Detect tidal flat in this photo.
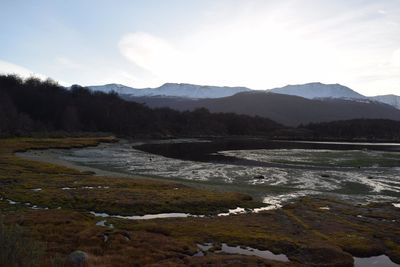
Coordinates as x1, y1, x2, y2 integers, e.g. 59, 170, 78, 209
25, 138, 400, 206
1, 137, 400, 267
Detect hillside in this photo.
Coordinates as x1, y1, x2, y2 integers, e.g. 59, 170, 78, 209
127, 92, 400, 126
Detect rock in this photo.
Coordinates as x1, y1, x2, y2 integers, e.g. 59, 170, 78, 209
67, 250, 88, 267
320, 174, 330, 178
253, 175, 265, 179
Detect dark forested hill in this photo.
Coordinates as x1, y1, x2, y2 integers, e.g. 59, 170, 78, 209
302, 119, 400, 141
0, 75, 282, 137
126, 92, 400, 126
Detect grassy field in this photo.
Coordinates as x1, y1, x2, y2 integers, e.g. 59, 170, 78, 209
1, 137, 400, 267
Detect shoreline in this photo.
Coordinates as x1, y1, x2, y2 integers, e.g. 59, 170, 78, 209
16, 149, 136, 178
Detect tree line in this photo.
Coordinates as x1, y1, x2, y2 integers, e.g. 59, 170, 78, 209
0, 75, 282, 137
302, 119, 400, 141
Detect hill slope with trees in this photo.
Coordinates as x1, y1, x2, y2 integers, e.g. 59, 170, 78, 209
0, 75, 282, 137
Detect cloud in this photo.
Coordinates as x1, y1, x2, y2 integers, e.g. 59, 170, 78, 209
118, 32, 183, 82
118, 4, 355, 88
0, 59, 47, 80
116, 1, 400, 94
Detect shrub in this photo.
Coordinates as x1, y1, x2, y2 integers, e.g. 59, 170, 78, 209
0, 217, 45, 267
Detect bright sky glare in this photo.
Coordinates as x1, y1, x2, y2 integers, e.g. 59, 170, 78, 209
0, 0, 399, 96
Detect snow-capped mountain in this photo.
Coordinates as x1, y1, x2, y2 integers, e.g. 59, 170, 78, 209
369, 95, 400, 110
268, 82, 366, 100
88, 83, 251, 99
88, 83, 140, 95
88, 82, 400, 110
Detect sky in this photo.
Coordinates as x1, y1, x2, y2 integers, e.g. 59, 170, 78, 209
0, 0, 400, 96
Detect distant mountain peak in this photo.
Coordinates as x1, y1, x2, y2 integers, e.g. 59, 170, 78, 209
161, 82, 195, 87
269, 82, 366, 100
370, 94, 400, 110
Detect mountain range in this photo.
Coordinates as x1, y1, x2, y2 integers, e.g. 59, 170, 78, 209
88, 82, 400, 126
89, 83, 250, 99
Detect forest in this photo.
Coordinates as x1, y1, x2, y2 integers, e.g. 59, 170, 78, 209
0, 75, 282, 137
303, 119, 400, 141
1, 74, 400, 141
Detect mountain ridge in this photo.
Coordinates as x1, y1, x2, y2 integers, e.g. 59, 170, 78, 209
88, 83, 251, 99
88, 82, 400, 110
268, 82, 366, 100
125, 91, 400, 126
369, 94, 400, 110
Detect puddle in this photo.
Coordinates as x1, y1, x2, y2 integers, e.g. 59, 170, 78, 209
82, 186, 109, 189
354, 255, 399, 267
218, 243, 289, 262
197, 243, 213, 251
194, 243, 213, 256
6, 199, 18, 205
96, 220, 114, 229
193, 251, 205, 256
194, 242, 289, 262
218, 207, 247, 216
217, 204, 282, 217
253, 205, 281, 212
1, 197, 49, 210
31, 205, 48, 210
61, 186, 109, 190
90, 211, 200, 220
319, 206, 330, 210
91, 203, 280, 221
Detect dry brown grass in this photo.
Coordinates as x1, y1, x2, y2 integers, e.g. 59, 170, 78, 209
1, 137, 399, 266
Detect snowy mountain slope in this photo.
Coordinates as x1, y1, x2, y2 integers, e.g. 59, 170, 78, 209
88, 83, 251, 99
88, 83, 143, 95
268, 82, 366, 100
369, 95, 400, 110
